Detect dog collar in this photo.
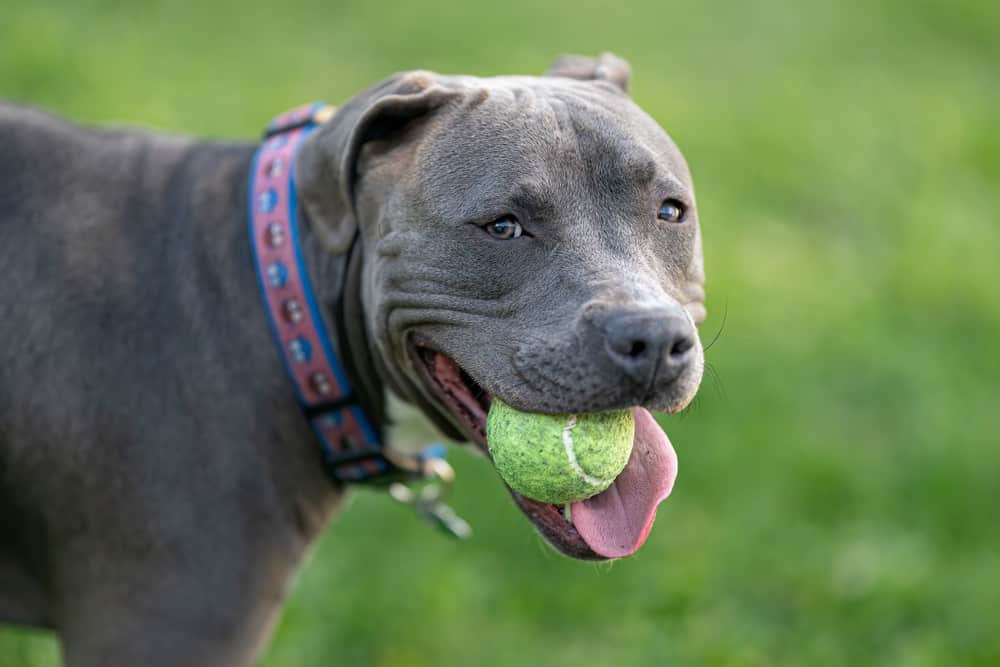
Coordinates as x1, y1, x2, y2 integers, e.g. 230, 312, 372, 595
248, 103, 408, 483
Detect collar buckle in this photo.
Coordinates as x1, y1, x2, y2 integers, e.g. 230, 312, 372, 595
388, 446, 472, 540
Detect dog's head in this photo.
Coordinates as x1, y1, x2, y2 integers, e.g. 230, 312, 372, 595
297, 53, 705, 560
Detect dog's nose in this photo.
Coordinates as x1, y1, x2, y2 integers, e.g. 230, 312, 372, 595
603, 306, 696, 385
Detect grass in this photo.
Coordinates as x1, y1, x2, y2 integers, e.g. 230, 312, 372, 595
2, 0, 999, 664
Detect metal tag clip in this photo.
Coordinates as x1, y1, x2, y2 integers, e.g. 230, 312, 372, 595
387, 447, 472, 540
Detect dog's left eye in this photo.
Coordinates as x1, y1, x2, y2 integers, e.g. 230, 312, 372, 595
483, 216, 523, 240
657, 199, 687, 223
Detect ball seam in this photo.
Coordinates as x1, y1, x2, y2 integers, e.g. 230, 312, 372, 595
562, 415, 613, 487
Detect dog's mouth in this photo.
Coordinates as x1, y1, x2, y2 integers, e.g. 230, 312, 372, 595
411, 343, 678, 560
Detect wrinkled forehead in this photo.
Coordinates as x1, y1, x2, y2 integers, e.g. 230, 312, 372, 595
415, 77, 692, 221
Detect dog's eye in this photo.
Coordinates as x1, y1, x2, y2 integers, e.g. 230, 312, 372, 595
483, 216, 523, 240
657, 199, 686, 223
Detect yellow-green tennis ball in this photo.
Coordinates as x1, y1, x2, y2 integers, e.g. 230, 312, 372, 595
486, 400, 635, 504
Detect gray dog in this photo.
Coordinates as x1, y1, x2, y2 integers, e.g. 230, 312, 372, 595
0, 53, 706, 666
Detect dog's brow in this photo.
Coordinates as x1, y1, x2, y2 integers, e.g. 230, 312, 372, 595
652, 171, 691, 200
627, 158, 658, 185
508, 182, 558, 219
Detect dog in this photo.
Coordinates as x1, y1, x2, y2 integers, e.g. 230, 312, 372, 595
0, 53, 706, 666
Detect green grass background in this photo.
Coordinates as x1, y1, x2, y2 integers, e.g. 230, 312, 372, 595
2, 0, 998, 665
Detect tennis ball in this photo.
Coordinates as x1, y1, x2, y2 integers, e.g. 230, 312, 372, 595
486, 399, 635, 504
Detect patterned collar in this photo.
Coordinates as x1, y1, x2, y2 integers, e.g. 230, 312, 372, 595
248, 103, 409, 483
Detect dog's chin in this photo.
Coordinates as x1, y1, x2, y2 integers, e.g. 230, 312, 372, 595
643, 358, 705, 415
409, 342, 608, 560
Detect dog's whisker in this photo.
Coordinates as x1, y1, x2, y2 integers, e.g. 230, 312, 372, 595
705, 362, 727, 401
703, 298, 728, 353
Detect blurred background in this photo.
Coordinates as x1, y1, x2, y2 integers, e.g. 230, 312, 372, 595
2, 0, 998, 665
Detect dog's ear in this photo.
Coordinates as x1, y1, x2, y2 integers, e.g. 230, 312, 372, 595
545, 52, 631, 93
295, 71, 461, 255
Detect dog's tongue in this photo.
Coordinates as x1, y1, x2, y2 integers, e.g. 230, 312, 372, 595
571, 408, 678, 559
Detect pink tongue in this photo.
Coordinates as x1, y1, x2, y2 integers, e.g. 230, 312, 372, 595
571, 408, 678, 559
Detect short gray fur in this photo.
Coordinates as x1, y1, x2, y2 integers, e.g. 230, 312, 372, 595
0, 53, 705, 666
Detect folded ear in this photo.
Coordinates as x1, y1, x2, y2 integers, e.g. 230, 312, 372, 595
295, 71, 462, 255
544, 52, 632, 93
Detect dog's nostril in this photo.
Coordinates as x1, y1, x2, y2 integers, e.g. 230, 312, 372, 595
627, 340, 647, 358
669, 335, 694, 359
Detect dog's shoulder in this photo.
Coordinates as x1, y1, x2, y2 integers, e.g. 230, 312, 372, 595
0, 101, 249, 230
0, 100, 78, 178
0, 99, 196, 170
0, 98, 71, 133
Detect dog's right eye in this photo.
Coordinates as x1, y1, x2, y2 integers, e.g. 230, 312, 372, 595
483, 216, 523, 240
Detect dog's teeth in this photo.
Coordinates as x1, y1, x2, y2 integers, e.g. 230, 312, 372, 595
563, 503, 573, 525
